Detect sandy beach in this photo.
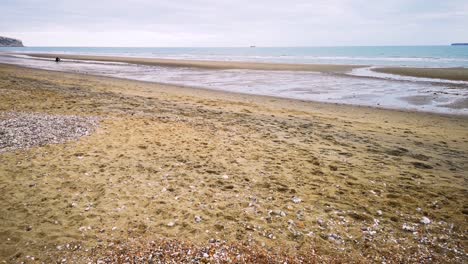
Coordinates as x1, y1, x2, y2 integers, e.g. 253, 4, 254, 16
0, 63, 467, 263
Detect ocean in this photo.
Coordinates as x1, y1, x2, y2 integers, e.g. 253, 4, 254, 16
0, 46, 467, 115
1, 46, 468, 68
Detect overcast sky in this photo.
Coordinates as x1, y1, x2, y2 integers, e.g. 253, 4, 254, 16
1, 0, 467, 47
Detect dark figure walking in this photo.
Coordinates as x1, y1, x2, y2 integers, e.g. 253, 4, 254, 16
55, 57, 61, 62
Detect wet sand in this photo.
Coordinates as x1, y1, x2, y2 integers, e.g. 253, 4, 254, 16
0, 64, 467, 263
25, 53, 468, 82
24, 53, 362, 72
373, 67, 468, 81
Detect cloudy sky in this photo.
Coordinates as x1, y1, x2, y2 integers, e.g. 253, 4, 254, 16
1, 0, 467, 46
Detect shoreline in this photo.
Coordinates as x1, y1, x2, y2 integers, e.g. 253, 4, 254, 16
372, 67, 468, 82
1, 64, 467, 262
19, 52, 468, 81
22, 53, 363, 72
2, 62, 466, 118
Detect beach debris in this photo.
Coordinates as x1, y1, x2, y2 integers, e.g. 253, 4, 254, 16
167, 221, 175, 227
0, 112, 99, 153
420, 217, 431, 225
291, 196, 302, 204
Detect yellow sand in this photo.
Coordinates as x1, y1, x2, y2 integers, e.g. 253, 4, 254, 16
0, 64, 467, 263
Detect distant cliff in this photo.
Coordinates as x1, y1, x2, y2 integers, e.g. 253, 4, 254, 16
0, 36, 24, 47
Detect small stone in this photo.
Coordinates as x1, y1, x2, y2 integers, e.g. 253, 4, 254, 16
420, 217, 431, 225
167, 221, 175, 227
377, 210, 383, 216
292, 196, 302, 204
195, 215, 202, 223
402, 223, 416, 232
328, 233, 342, 244
317, 218, 325, 226
269, 210, 286, 217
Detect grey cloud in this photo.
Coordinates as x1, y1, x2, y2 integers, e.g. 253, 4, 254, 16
1, 0, 467, 46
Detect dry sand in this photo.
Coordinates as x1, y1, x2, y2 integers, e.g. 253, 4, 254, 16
0, 64, 467, 263
373, 67, 468, 82
25, 53, 362, 73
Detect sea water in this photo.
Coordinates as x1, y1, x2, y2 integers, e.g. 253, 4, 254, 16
1, 46, 468, 68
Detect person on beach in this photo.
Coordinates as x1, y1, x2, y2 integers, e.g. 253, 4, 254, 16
55, 57, 61, 62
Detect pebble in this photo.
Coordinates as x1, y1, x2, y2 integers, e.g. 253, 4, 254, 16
317, 218, 325, 226
291, 196, 302, 204
0, 112, 99, 153
420, 217, 431, 225
402, 223, 416, 232
195, 216, 202, 223
167, 221, 175, 227
269, 210, 286, 217
328, 234, 343, 244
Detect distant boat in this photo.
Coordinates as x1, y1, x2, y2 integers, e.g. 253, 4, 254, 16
250, 45, 256, 48
451, 43, 468, 46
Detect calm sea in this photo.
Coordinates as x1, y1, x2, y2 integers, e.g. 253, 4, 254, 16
1, 46, 468, 68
